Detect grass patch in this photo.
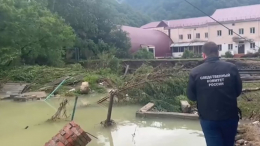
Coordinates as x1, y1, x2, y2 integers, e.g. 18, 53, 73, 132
238, 82, 260, 120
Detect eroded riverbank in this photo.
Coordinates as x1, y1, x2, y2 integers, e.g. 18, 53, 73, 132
0, 94, 205, 146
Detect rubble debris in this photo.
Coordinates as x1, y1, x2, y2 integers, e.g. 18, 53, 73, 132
50, 99, 69, 121
80, 82, 90, 94
45, 121, 91, 146
13, 92, 47, 102
235, 121, 260, 146
0, 83, 29, 100
180, 100, 191, 113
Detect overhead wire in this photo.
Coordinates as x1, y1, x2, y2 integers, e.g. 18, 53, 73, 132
182, 0, 260, 49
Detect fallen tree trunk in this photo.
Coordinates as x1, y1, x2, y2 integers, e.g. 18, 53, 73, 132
241, 76, 260, 81
242, 87, 260, 93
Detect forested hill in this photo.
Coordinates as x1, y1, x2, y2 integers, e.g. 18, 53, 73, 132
122, 0, 260, 21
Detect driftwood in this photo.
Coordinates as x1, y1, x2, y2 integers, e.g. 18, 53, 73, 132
242, 87, 260, 93
241, 76, 260, 81
50, 99, 69, 121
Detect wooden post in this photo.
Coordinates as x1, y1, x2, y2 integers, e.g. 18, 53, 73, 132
71, 96, 79, 121
123, 65, 129, 78
105, 94, 114, 126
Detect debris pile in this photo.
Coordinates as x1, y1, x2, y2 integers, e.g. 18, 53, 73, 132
45, 121, 91, 146
235, 121, 260, 146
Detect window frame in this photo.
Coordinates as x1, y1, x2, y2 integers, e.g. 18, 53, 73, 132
250, 27, 255, 34
250, 42, 255, 49
229, 29, 233, 35
205, 32, 208, 38
196, 33, 200, 39
217, 45, 222, 51
187, 34, 191, 39
239, 28, 244, 34
228, 44, 233, 50
217, 30, 222, 36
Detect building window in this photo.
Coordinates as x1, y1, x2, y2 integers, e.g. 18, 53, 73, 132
205, 33, 208, 38
229, 29, 233, 35
172, 47, 185, 53
188, 34, 191, 39
179, 35, 183, 40
217, 45, 222, 51
239, 28, 244, 34
250, 27, 255, 34
217, 30, 222, 36
196, 33, 200, 39
250, 42, 255, 49
228, 44, 233, 50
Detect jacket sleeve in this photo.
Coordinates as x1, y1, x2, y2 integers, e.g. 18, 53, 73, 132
187, 73, 197, 101
234, 67, 242, 97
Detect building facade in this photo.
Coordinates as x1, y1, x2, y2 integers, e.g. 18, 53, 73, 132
141, 4, 260, 58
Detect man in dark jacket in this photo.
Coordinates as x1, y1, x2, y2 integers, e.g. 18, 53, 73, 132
187, 42, 242, 146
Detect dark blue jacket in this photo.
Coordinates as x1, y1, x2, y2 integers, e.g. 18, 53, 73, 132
187, 57, 242, 120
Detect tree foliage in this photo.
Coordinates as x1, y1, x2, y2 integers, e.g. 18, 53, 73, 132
133, 49, 155, 59
44, 0, 141, 59
0, 0, 75, 66
123, 0, 260, 21
182, 49, 202, 59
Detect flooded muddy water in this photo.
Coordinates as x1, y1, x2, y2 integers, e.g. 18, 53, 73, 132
0, 93, 206, 146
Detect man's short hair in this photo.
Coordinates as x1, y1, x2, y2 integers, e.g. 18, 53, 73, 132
202, 42, 219, 57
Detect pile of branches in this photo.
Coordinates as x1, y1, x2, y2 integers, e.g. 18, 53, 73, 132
98, 64, 189, 108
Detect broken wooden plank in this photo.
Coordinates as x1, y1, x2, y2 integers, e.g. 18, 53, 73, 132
0, 83, 29, 100
136, 111, 199, 120
139, 102, 155, 113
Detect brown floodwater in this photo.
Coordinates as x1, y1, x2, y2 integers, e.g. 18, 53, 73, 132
0, 93, 206, 146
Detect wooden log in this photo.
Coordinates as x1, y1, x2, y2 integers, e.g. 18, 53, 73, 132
242, 87, 260, 93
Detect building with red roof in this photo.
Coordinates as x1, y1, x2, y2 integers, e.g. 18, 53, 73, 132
141, 4, 260, 58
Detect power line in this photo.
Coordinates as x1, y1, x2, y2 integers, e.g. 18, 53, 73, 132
183, 0, 259, 49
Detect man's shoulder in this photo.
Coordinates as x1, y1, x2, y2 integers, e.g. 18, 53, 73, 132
219, 60, 238, 69
190, 63, 205, 74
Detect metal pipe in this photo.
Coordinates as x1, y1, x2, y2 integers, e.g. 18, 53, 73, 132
71, 96, 79, 121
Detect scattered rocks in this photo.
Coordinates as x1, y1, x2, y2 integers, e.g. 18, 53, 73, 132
235, 121, 260, 146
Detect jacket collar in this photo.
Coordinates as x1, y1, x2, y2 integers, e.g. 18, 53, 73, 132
204, 57, 220, 62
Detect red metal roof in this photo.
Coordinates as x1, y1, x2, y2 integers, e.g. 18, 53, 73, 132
210, 4, 260, 23
166, 17, 210, 28
121, 26, 173, 57
141, 4, 260, 29
140, 21, 160, 29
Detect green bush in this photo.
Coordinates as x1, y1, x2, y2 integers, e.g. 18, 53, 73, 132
224, 51, 234, 58
133, 48, 154, 59
84, 74, 100, 85
182, 49, 202, 58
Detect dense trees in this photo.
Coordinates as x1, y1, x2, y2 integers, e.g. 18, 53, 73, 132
0, 0, 75, 66
0, 0, 151, 66
123, 0, 260, 21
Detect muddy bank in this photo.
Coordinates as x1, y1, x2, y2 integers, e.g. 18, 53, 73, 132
236, 121, 260, 146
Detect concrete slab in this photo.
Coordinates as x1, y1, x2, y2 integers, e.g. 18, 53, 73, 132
0, 83, 29, 100
136, 102, 199, 120
136, 111, 199, 120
